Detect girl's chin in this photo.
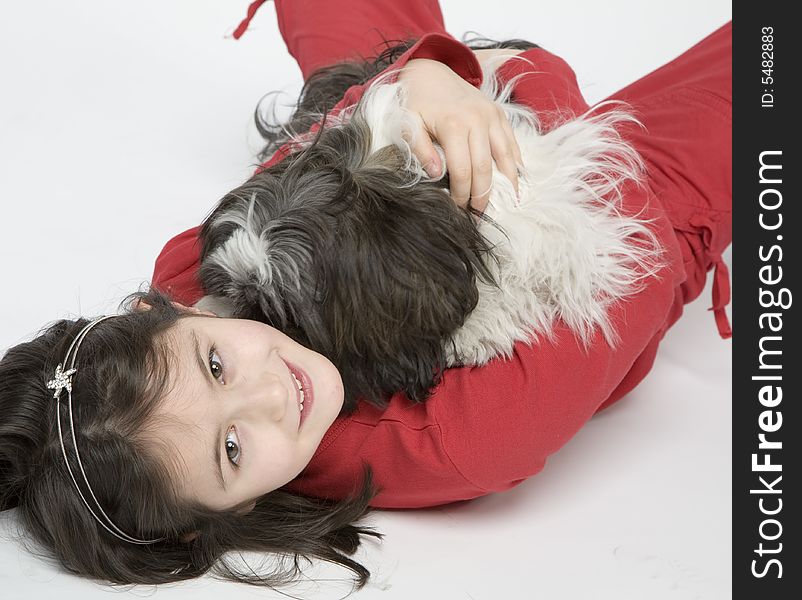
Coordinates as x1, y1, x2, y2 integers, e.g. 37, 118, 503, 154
322, 367, 345, 417
279, 330, 344, 413
311, 352, 343, 389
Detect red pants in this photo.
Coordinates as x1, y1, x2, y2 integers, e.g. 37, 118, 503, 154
608, 22, 732, 339
594, 22, 732, 411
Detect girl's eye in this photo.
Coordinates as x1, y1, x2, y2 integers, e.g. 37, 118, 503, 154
225, 427, 242, 467
208, 347, 224, 383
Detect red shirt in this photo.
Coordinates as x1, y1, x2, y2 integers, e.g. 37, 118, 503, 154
152, 0, 692, 508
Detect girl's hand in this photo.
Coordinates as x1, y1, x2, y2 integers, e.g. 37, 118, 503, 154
397, 58, 523, 213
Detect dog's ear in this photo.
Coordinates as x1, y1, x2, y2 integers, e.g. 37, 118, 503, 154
314, 141, 490, 405
196, 168, 332, 338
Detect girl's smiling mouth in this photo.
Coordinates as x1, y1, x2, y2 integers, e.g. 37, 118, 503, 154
284, 359, 313, 429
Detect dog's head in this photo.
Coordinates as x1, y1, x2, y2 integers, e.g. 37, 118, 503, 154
199, 110, 494, 411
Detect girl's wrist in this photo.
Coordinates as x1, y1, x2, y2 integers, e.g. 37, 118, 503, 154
471, 48, 525, 68
398, 58, 452, 83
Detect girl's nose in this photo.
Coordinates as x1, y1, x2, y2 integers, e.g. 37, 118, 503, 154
247, 372, 290, 422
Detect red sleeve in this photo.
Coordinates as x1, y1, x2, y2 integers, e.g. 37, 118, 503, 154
151, 225, 204, 306
273, 0, 450, 79
282, 413, 488, 508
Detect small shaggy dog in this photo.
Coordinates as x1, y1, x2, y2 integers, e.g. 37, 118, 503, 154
195, 45, 668, 413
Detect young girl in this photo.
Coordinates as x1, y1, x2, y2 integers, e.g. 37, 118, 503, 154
0, 0, 731, 593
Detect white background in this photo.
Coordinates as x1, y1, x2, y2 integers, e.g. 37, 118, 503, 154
0, 1, 732, 598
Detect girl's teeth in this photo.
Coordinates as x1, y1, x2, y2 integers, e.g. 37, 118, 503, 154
291, 371, 305, 407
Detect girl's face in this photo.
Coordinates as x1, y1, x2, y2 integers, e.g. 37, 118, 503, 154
152, 306, 344, 513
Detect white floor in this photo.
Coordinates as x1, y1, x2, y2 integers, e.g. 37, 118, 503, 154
0, 1, 732, 598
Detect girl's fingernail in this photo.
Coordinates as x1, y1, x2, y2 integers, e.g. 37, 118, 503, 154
425, 160, 439, 177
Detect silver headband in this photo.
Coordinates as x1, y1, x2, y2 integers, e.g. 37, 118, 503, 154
46, 315, 165, 545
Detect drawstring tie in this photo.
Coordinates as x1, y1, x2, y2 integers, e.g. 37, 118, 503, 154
232, 0, 270, 39
688, 213, 732, 339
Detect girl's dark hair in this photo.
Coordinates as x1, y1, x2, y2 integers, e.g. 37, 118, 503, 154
0, 285, 382, 592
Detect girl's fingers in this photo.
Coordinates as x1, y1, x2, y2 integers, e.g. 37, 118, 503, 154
498, 109, 524, 170
439, 122, 474, 208
404, 114, 442, 178
466, 125, 494, 213
489, 121, 520, 197
403, 108, 523, 214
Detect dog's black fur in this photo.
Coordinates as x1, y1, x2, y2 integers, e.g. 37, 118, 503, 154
199, 36, 540, 414
199, 116, 495, 413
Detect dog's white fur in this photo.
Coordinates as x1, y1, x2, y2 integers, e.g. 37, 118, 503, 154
197, 54, 668, 364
